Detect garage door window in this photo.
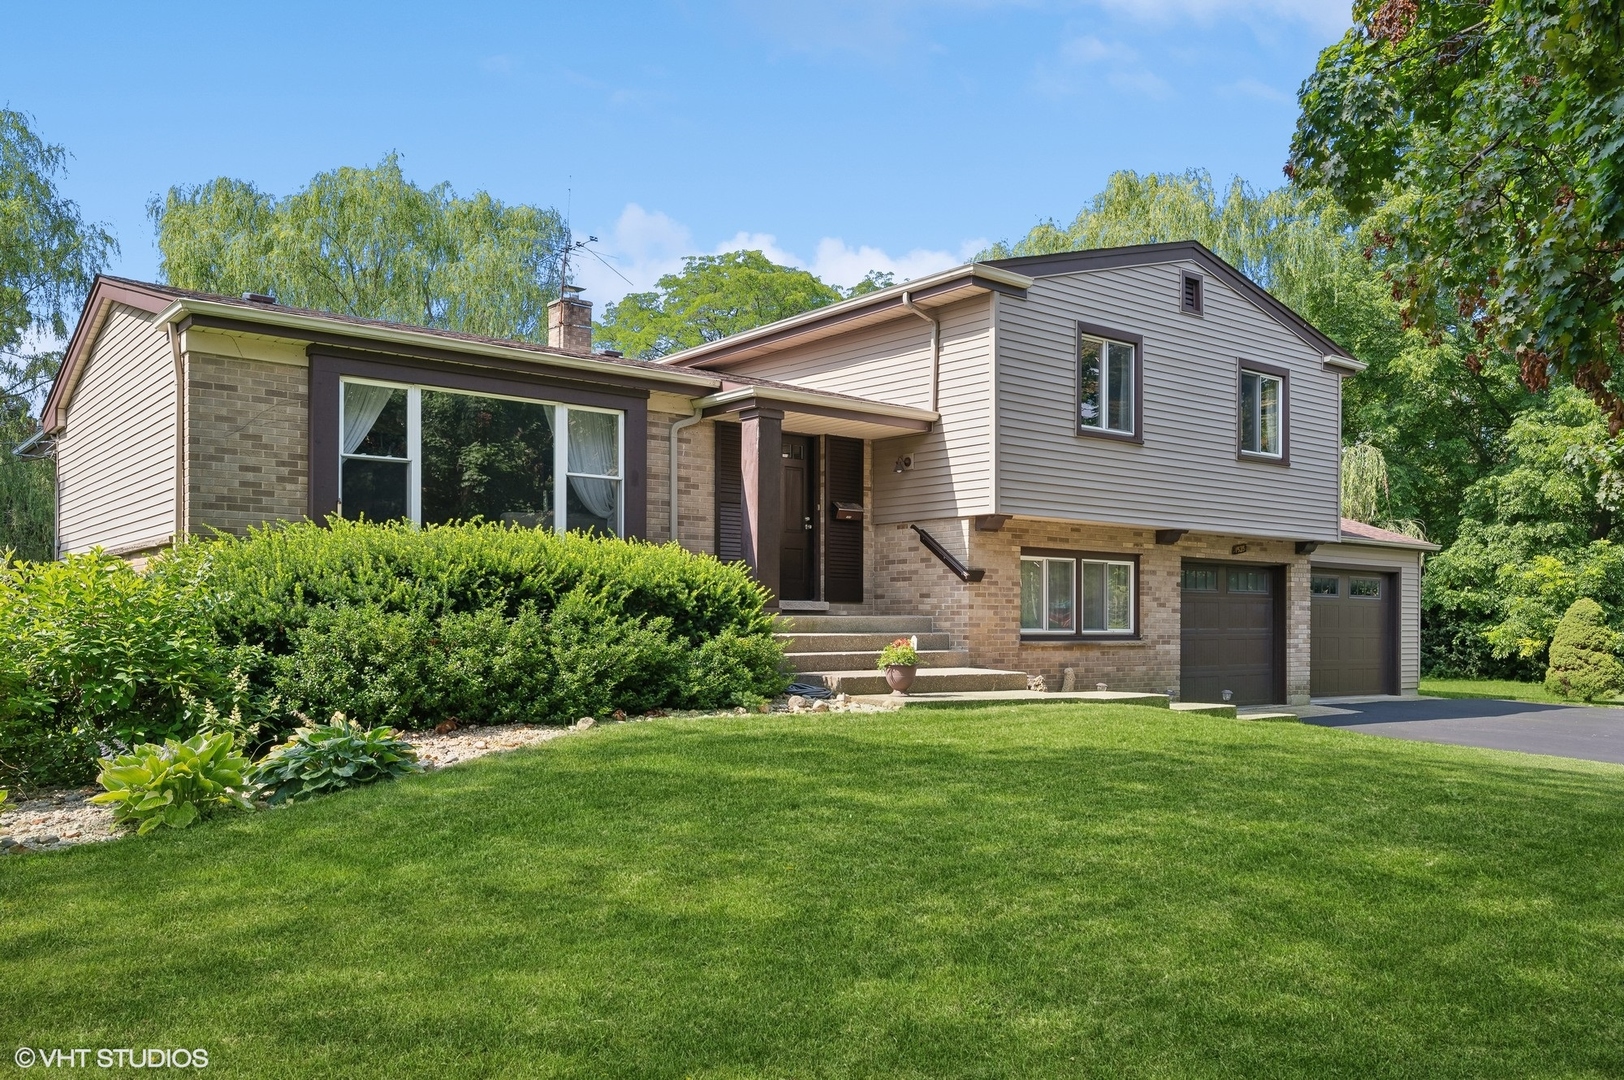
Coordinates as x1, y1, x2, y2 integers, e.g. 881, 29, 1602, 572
1350, 577, 1382, 598
1228, 568, 1272, 593
1022, 552, 1136, 636
1311, 574, 1339, 596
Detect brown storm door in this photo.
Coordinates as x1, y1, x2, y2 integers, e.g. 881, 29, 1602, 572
779, 435, 816, 600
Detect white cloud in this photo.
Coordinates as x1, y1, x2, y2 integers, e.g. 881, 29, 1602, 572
574, 204, 983, 309
1089, 0, 1353, 35
1032, 33, 1166, 100
1107, 68, 1174, 99
1225, 75, 1294, 103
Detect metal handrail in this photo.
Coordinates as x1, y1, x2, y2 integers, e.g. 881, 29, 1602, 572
910, 524, 985, 583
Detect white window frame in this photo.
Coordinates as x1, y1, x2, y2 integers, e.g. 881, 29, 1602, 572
338, 377, 625, 535
1021, 553, 1137, 637
1238, 366, 1285, 459
1077, 325, 1140, 439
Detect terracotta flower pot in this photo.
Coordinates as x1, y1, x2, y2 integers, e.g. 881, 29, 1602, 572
885, 664, 918, 694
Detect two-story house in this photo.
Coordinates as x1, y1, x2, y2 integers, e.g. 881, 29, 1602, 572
37, 242, 1431, 707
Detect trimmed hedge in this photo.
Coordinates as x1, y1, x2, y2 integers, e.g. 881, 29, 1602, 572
2, 520, 789, 789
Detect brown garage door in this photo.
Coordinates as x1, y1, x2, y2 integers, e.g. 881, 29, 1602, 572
1311, 570, 1394, 696
1180, 562, 1283, 706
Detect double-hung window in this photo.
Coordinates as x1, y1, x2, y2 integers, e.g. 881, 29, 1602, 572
1238, 364, 1286, 459
1077, 323, 1140, 439
339, 378, 624, 535
1021, 551, 1136, 637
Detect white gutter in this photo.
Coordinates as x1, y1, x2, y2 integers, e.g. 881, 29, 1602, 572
668, 408, 703, 542
693, 385, 939, 424
153, 299, 723, 392
167, 322, 188, 546
899, 290, 941, 413
1323, 354, 1366, 374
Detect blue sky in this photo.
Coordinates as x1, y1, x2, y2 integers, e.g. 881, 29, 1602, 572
4, 1, 1352, 307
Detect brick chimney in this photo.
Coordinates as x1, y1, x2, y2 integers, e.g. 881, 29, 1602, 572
547, 285, 593, 354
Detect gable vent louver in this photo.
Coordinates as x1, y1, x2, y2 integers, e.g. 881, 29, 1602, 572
1181, 272, 1203, 315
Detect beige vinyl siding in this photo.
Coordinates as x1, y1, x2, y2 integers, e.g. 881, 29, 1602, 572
721, 296, 994, 523
995, 261, 1343, 541
1311, 543, 1425, 692
55, 304, 177, 555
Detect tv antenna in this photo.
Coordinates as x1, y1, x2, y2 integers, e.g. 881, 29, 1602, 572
557, 185, 633, 292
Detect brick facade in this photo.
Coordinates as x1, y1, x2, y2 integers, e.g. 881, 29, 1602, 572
868, 513, 1313, 705
186, 353, 308, 535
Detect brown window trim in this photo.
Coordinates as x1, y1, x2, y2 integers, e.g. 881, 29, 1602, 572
1180, 270, 1204, 316
1235, 358, 1291, 467
308, 349, 649, 538
1018, 547, 1142, 641
1075, 321, 1145, 445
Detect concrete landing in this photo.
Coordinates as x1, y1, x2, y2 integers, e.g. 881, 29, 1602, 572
1237, 710, 1301, 722
1171, 702, 1239, 718
849, 690, 1172, 708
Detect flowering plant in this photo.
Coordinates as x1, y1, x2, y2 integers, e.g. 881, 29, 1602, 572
875, 637, 919, 670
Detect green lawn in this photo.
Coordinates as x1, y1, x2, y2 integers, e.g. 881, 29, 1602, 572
4, 705, 1624, 1078
1419, 676, 1624, 706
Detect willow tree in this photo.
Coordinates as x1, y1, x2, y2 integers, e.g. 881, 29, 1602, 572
149, 154, 568, 342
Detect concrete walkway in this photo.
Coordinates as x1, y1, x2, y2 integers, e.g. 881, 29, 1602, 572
1303, 695, 1624, 765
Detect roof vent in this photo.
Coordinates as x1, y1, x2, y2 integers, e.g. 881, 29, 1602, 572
241, 291, 277, 305
1179, 272, 1202, 315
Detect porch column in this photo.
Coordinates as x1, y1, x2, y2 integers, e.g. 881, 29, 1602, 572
739, 406, 784, 603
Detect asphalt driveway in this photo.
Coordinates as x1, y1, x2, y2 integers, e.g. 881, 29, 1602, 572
1304, 696, 1624, 765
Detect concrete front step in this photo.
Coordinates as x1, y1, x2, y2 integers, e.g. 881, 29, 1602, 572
773, 614, 937, 635
851, 689, 1172, 708
1170, 701, 1239, 718
775, 631, 955, 653
1237, 710, 1300, 723
784, 649, 970, 672
802, 667, 1029, 695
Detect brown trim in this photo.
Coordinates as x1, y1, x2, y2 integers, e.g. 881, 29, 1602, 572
173, 317, 684, 397
44, 278, 175, 431
700, 393, 932, 432
1018, 548, 1142, 641
1235, 358, 1291, 467
666, 271, 1026, 369
1180, 270, 1204, 316
1075, 321, 1145, 445
985, 241, 1355, 362
307, 351, 650, 539
739, 407, 784, 604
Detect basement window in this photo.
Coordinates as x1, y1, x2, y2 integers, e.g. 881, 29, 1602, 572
1021, 551, 1137, 637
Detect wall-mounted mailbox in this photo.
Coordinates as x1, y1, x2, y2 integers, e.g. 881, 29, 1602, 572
832, 501, 865, 522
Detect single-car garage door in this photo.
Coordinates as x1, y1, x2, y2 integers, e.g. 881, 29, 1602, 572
1180, 561, 1283, 706
1310, 570, 1395, 696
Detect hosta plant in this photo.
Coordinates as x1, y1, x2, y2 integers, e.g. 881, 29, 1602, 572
248, 714, 422, 806
90, 732, 253, 835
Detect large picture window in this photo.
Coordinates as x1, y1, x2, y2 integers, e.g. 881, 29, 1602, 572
1021, 551, 1136, 637
1238, 364, 1286, 459
339, 378, 623, 535
1077, 322, 1141, 440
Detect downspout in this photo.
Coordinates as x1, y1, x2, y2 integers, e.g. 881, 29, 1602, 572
167, 321, 187, 547
899, 291, 941, 412
668, 407, 704, 544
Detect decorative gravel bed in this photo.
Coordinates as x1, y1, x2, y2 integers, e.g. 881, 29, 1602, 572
1, 695, 894, 856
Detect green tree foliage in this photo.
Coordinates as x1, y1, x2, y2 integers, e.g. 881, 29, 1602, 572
1544, 597, 1624, 701
0, 110, 115, 558
1423, 388, 1624, 677
150, 154, 567, 341
594, 250, 843, 359
1288, 0, 1624, 430
983, 169, 1524, 543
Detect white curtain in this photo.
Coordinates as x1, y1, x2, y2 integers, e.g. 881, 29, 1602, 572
565, 409, 619, 521
342, 383, 397, 455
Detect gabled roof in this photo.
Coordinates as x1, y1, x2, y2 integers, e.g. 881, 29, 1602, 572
42, 276, 724, 432
983, 241, 1357, 364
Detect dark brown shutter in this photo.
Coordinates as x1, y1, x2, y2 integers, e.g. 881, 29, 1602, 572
714, 422, 743, 562
825, 436, 864, 603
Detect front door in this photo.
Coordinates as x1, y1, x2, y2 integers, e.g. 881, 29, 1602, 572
779, 435, 816, 600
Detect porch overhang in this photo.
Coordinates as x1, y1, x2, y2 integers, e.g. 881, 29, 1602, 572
696, 385, 937, 439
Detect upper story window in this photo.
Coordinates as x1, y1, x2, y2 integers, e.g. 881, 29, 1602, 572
340, 378, 623, 535
1237, 362, 1288, 462
1077, 322, 1142, 441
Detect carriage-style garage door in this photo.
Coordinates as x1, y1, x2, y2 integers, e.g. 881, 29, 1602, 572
1180, 561, 1283, 706
1310, 570, 1395, 697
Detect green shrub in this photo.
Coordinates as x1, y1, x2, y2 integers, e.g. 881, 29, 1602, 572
875, 637, 919, 669
684, 629, 791, 709
0, 552, 226, 789
247, 716, 422, 806
89, 731, 252, 835
1543, 598, 1624, 701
